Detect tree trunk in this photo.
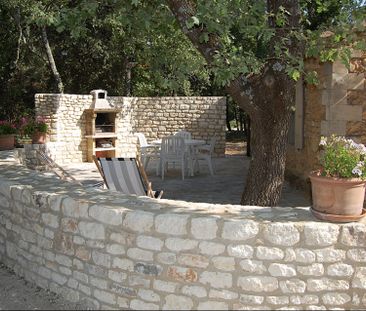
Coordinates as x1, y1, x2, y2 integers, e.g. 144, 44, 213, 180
41, 26, 64, 93
227, 61, 295, 205
168, 0, 301, 206
246, 117, 251, 157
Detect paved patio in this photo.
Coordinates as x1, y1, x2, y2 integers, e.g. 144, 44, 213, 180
65, 155, 311, 207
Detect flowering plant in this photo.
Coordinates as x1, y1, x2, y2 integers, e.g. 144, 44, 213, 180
0, 120, 17, 135
18, 116, 48, 136
318, 135, 366, 179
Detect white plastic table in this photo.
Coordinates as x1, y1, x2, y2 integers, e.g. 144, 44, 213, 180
152, 138, 206, 177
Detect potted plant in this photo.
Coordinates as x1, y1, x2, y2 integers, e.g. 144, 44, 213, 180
0, 120, 17, 150
309, 135, 366, 222
19, 116, 49, 144
31, 116, 49, 144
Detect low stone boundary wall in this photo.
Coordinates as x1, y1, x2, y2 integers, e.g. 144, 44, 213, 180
0, 155, 365, 310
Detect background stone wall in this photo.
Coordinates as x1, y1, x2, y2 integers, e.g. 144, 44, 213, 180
34, 95, 226, 164
0, 158, 366, 310
286, 52, 366, 188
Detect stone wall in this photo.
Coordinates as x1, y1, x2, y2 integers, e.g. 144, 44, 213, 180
286, 52, 366, 188
35, 95, 226, 164
1, 153, 366, 310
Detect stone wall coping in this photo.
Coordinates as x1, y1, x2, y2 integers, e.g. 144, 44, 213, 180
35, 93, 225, 100
1, 151, 365, 226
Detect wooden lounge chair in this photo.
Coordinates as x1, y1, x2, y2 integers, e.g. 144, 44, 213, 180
36, 149, 104, 187
93, 156, 163, 199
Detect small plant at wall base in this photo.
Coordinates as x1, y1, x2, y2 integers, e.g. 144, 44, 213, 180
309, 135, 366, 222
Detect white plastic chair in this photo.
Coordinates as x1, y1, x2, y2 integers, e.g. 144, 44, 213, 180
193, 136, 216, 176
174, 130, 191, 140
159, 136, 187, 180
135, 133, 159, 171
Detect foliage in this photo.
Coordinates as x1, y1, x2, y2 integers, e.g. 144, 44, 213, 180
318, 135, 366, 179
18, 116, 48, 136
0, 120, 17, 135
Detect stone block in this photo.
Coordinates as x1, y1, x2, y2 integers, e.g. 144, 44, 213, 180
191, 217, 218, 240
268, 263, 296, 277
304, 223, 339, 246
209, 289, 238, 300
155, 214, 189, 236
256, 246, 284, 260
197, 301, 228, 310
315, 248, 345, 262
89, 205, 122, 226
352, 267, 366, 289
167, 266, 197, 282
92, 250, 111, 268
123, 211, 154, 233
200, 271, 232, 289
136, 236, 163, 251
227, 244, 253, 258
222, 220, 258, 241
240, 259, 266, 274
153, 280, 177, 293
93, 289, 116, 305
341, 224, 366, 247
137, 289, 160, 302
182, 285, 207, 298
307, 278, 349, 291
239, 294, 265, 304
347, 121, 365, 136
177, 253, 209, 268
327, 263, 354, 277
41, 213, 59, 229
294, 248, 316, 263
156, 252, 176, 265
321, 120, 347, 136
165, 238, 198, 252
163, 295, 193, 310
106, 244, 125, 255
134, 262, 163, 276
238, 276, 278, 292
263, 223, 300, 246
211, 256, 236, 271
78, 222, 105, 240
127, 248, 153, 262
297, 263, 324, 276
199, 241, 225, 256
279, 279, 306, 293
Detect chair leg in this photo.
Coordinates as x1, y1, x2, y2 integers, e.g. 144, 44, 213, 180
161, 160, 165, 180
144, 157, 150, 170
207, 156, 214, 175
181, 159, 185, 180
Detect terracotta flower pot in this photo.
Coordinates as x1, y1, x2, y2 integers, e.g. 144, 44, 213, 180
32, 132, 47, 144
0, 134, 15, 150
309, 171, 366, 217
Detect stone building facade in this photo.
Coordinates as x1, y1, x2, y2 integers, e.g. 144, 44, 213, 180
35, 95, 226, 164
286, 52, 366, 188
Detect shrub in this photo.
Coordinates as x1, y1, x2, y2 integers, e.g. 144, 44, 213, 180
0, 120, 17, 135
318, 135, 366, 179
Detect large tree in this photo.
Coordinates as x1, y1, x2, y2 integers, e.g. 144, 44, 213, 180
165, 0, 365, 205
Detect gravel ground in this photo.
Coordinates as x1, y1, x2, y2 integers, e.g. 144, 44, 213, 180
0, 263, 82, 310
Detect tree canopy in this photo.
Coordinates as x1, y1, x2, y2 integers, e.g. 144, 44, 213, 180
0, 0, 365, 205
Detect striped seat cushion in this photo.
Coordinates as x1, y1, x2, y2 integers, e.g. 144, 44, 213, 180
98, 158, 146, 196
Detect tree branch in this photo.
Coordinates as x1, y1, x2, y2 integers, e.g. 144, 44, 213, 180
41, 26, 64, 93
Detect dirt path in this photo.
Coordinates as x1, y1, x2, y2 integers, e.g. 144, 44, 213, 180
0, 263, 80, 310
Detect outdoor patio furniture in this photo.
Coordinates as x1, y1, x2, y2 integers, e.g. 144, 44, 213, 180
174, 130, 191, 140
135, 132, 160, 171
93, 156, 163, 198
159, 136, 188, 180
193, 136, 216, 175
